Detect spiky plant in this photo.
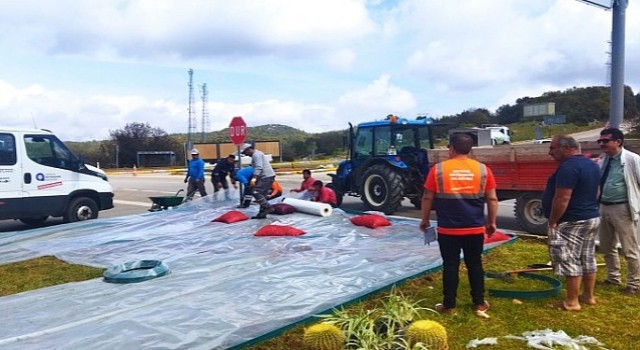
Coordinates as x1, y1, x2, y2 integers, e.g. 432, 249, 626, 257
405, 320, 448, 350
303, 322, 346, 350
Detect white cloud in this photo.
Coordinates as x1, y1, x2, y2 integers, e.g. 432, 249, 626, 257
0, 0, 639, 142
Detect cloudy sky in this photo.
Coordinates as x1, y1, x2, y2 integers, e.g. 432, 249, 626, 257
1, 0, 638, 141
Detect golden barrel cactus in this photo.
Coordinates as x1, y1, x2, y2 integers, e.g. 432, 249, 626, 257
405, 320, 448, 350
302, 323, 345, 350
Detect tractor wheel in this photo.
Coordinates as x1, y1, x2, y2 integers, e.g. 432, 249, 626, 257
64, 197, 99, 223
361, 164, 404, 214
326, 183, 343, 207
514, 193, 547, 235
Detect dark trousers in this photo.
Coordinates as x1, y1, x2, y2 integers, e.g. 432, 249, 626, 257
252, 176, 275, 209
186, 180, 207, 200
438, 233, 485, 308
212, 174, 229, 192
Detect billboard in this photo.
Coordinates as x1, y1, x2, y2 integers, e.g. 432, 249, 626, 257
523, 102, 556, 117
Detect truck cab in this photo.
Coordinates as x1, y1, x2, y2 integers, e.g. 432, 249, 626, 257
0, 128, 114, 226
480, 124, 511, 145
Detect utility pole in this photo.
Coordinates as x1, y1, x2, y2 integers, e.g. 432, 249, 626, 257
187, 69, 197, 156
609, 0, 627, 129
577, 0, 627, 129
201, 83, 209, 143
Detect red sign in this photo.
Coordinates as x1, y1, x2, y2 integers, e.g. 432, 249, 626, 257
228, 116, 247, 145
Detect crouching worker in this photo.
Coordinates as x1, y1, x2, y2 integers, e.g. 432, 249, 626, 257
310, 180, 338, 207
235, 166, 255, 209
211, 154, 238, 200
267, 180, 283, 200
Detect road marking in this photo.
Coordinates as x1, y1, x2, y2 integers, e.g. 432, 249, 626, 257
114, 199, 153, 208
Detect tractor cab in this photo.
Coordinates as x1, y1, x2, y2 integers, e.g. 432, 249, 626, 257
329, 116, 444, 214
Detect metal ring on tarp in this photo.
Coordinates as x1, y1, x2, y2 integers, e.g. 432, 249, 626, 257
488, 272, 562, 299
103, 260, 170, 284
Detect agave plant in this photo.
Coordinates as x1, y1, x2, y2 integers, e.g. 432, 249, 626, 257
315, 287, 437, 349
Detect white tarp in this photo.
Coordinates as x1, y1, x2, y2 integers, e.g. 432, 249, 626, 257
0, 198, 513, 349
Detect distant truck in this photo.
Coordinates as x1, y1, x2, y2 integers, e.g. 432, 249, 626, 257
0, 128, 114, 226
479, 124, 511, 145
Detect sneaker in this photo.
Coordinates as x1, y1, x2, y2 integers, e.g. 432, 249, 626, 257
474, 301, 490, 319
434, 303, 457, 314
622, 286, 639, 296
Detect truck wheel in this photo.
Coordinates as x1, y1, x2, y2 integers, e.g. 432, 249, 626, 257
326, 183, 343, 207
64, 197, 99, 223
361, 164, 404, 214
514, 193, 547, 235
410, 197, 422, 209
19, 216, 48, 226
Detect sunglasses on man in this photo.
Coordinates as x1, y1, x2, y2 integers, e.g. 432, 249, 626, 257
597, 138, 618, 144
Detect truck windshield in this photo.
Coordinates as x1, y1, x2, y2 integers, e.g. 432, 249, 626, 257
25, 135, 78, 170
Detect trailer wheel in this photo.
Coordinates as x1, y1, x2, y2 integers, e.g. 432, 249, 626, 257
514, 193, 547, 235
326, 183, 343, 207
19, 216, 48, 226
361, 164, 404, 214
64, 197, 99, 223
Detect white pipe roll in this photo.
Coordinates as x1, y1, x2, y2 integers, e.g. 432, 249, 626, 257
281, 197, 333, 217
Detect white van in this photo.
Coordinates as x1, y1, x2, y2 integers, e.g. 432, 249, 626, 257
0, 128, 114, 226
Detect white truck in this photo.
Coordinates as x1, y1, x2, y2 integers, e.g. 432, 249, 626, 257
480, 124, 512, 145
0, 128, 114, 226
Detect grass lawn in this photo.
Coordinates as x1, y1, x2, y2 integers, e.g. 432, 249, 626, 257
245, 237, 640, 350
1, 238, 638, 349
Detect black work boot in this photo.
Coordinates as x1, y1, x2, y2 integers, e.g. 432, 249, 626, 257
252, 205, 274, 219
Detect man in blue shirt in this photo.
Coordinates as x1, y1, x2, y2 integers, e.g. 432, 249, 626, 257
184, 149, 207, 200
542, 135, 600, 311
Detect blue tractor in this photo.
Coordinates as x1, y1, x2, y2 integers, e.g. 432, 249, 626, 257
328, 116, 444, 214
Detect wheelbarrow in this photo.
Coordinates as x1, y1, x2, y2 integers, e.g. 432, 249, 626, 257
148, 189, 185, 212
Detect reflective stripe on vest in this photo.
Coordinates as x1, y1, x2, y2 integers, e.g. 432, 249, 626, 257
434, 160, 487, 199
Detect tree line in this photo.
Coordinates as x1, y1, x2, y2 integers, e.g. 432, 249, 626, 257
67, 85, 640, 168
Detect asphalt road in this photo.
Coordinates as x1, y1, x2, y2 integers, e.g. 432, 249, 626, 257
0, 171, 524, 234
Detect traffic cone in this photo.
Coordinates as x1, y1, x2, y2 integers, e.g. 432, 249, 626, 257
133, 165, 137, 176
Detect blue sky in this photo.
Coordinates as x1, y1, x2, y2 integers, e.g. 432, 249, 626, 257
1, 0, 638, 141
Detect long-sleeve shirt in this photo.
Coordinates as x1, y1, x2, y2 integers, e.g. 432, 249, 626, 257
251, 149, 275, 178
235, 166, 254, 185
186, 158, 205, 181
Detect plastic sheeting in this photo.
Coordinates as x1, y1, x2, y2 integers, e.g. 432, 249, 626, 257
0, 198, 514, 350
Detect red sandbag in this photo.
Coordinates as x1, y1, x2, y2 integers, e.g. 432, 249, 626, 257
211, 210, 249, 224
271, 203, 296, 215
484, 230, 511, 243
350, 214, 392, 229
255, 224, 305, 237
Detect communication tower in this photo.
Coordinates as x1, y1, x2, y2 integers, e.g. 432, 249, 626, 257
187, 69, 197, 153
200, 83, 209, 143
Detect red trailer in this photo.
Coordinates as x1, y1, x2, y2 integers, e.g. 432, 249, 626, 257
428, 140, 640, 234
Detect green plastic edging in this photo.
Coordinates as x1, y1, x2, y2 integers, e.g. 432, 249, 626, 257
103, 260, 170, 284
488, 272, 562, 299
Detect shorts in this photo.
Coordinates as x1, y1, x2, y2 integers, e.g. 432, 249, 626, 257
548, 217, 600, 277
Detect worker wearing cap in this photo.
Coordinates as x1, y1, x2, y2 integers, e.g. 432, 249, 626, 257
211, 154, 238, 200
184, 148, 207, 200
240, 143, 276, 219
